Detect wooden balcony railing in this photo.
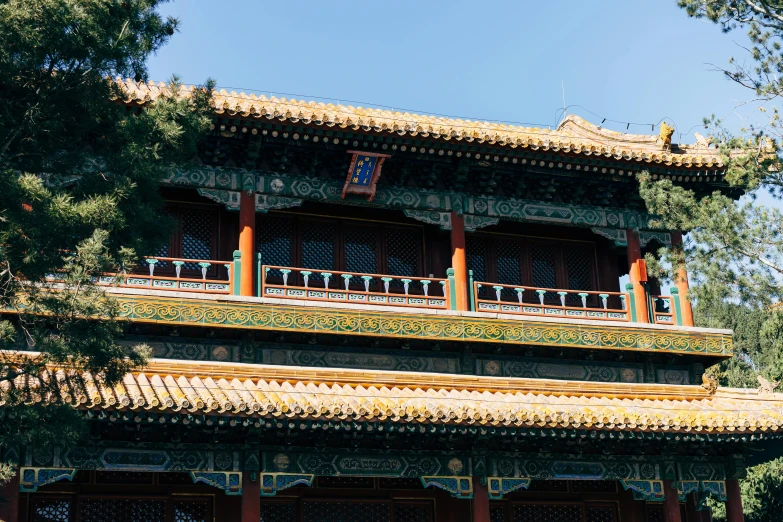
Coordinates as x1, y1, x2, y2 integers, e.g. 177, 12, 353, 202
260, 265, 449, 309
98, 256, 233, 294
651, 295, 675, 325
472, 280, 630, 322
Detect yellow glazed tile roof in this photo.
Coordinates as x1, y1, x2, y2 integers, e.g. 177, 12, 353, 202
116, 79, 726, 169
5, 357, 783, 434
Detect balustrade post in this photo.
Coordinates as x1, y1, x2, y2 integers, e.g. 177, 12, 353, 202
468, 270, 476, 312
662, 480, 682, 522
472, 477, 490, 522
671, 231, 694, 326
239, 188, 256, 297
725, 479, 744, 522
232, 251, 242, 295
256, 253, 262, 297
626, 229, 650, 323
0, 468, 19, 522
450, 211, 468, 311
670, 287, 683, 326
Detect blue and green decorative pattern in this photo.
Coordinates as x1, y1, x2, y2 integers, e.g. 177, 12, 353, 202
190, 471, 242, 495
488, 477, 531, 499
621, 480, 665, 502
164, 167, 654, 232
421, 476, 473, 499
114, 294, 733, 356
260, 473, 314, 496
19, 468, 77, 492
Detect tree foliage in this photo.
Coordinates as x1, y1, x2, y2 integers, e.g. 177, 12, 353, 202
644, 2, 783, 520
0, 0, 213, 487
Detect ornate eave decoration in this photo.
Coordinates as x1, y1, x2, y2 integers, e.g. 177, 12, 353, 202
19, 467, 77, 493
190, 471, 242, 495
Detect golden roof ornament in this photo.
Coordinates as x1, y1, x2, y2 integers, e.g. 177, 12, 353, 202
758, 375, 779, 396
701, 373, 718, 394
657, 122, 675, 151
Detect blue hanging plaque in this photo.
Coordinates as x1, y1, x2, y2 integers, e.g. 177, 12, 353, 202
341, 151, 390, 201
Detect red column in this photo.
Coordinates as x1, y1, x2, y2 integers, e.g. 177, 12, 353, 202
670, 231, 694, 326
471, 477, 490, 522
662, 480, 682, 522
0, 470, 19, 522
626, 229, 650, 323
619, 484, 645, 522
241, 472, 260, 522
451, 212, 468, 311
239, 190, 256, 297
726, 480, 744, 522
686, 492, 706, 522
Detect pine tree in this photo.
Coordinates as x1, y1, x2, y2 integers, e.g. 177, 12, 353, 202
0, 0, 213, 488
644, 3, 783, 520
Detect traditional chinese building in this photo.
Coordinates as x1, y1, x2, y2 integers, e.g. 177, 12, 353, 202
2, 81, 780, 522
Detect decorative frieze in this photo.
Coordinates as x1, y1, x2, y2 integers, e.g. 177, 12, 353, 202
165, 167, 654, 232
115, 294, 734, 356
197, 188, 303, 213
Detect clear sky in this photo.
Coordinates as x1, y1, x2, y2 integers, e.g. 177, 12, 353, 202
148, 0, 761, 143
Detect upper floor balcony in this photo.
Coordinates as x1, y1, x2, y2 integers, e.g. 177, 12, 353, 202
95, 191, 732, 361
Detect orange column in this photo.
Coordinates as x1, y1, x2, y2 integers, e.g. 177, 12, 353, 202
626, 229, 650, 323
451, 211, 468, 311
241, 473, 260, 522
671, 231, 694, 327
239, 190, 256, 297
471, 477, 490, 522
662, 480, 682, 522
726, 480, 744, 522
0, 470, 19, 522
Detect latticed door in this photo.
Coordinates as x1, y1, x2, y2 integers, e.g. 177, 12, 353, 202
31, 497, 72, 522
262, 499, 433, 522
257, 215, 294, 280
489, 502, 617, 522
303, 501, 390, 522
30, 495, 212, 522
79, 498, 166, 522
256, 213, 424, 288
511, 503, 582, 522
466, 233, 600, 303
153, 203, 220, 277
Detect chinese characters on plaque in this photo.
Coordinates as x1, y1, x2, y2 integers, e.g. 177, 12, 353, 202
341, 151, 390, 201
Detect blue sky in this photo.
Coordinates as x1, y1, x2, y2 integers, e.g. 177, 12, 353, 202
148, 0, 760, 143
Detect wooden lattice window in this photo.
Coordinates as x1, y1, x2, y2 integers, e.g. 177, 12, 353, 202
79, 498, 166, 522
31, 495, 212, 522
511, 503, 582, 522
585, 504, 617, 522
261, 500, 433, 522
465, 233, 599, 301
393, 502, 432, 522
491, 502, 616, 522
490, 504, 507, 522
303, 501, 390, 522
31, 497, 71, 522
256, 213, 424, 287
260, 502, 297, 522
154, 203, 220, 277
